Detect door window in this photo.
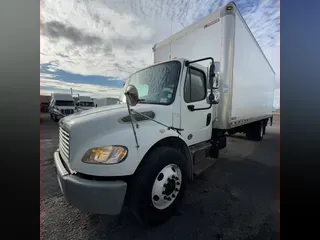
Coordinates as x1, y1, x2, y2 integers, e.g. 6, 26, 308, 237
184, 68, 207, 103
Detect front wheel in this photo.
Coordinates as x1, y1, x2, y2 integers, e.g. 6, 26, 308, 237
129, 147, 187, 226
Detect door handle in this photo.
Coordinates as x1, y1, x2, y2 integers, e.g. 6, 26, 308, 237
187, 105, 195, 111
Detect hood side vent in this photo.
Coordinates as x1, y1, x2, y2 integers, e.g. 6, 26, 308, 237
121, 111, 155, 123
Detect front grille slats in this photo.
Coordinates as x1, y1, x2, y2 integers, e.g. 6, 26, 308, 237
60, 109, 74, 115
59, 127, 70, 162
59, 137, 69, 149
59, 129, 69, 141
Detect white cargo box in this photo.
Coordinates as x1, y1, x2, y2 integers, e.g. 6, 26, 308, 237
94, 98, 119, 107
153, 2, 275, 130
78, 96, 93, 102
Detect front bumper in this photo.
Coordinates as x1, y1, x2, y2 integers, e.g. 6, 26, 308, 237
54, 150, 127, 215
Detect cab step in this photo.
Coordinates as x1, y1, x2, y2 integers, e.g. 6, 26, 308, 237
193, 157, 217, 176
189, 141, 212, 155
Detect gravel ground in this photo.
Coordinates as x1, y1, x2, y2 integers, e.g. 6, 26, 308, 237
40, 115, 279, 240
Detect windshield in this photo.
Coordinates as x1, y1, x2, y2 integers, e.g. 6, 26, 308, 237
55, 100, 74, 106
120, 61, 181, 105
79, 102, 94, 107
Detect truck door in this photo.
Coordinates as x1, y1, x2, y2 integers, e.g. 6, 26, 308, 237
180, 63, 213, 146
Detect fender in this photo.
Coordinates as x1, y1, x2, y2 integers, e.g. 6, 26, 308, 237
70, 122, 187, 177
136, 126, 193, 180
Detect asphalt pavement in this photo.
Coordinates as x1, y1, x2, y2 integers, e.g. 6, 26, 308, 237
40, 116, 279, 240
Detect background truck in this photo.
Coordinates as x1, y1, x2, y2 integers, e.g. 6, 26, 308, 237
75, 96, 94, 111
48, 93, 75, 122
93, 97, 119, 107
54, 1, 275, 226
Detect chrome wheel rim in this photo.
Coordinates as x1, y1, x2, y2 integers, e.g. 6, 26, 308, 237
151, 164, 182, 210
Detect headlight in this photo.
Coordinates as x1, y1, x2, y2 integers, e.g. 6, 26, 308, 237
82, 146, 128, 165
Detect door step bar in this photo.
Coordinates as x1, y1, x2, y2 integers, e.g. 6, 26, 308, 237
193, 157, 217, 176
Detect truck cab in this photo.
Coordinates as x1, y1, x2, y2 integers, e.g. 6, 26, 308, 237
49, 93, 75, 122
75, 96, 94, 112
54, 58, 223, 225
119, 59, 220, 146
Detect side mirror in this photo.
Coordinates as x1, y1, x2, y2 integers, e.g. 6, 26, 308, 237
213, 61, 220, 89
209, 64, 215, 89
125, 85, 139, 106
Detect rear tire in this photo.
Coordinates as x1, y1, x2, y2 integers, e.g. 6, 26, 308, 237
246, 121, 264, 141
129, 147, 187, 226
227, 131, 235, 136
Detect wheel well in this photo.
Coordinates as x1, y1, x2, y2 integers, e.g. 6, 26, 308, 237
137, 137, 193, 180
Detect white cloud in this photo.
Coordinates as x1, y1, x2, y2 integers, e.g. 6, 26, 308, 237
40, 74, 122, 98
41, 0, 279, 107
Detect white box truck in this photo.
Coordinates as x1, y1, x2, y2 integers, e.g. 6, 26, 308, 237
75, 96, 94, 111
54, 2, 275, 226
48, 93, 75, 122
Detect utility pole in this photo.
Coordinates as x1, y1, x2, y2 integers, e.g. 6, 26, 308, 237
70, 88, 73, 96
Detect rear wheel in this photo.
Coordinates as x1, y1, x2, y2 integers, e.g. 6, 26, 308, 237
227, 131, 235, 136
263, 121, 267, 135
246, 121, 264, 141
129, 147, 187, 226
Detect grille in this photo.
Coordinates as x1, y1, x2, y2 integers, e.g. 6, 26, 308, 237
61, 109, 74, 115
65, 109, 72, 115
59, 127, 70, 162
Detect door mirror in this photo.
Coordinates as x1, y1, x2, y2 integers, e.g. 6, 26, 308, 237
213, 61, 220, 89
208, 64, 215, 89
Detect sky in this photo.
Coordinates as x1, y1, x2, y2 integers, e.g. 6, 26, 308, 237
40, 0, 280, 109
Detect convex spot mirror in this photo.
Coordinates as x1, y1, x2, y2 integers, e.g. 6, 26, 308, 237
125, 85, 139, 107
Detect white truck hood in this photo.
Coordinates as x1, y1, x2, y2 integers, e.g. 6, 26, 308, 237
59, 103, 177, 174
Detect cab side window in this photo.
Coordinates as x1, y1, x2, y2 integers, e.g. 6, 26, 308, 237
184, 68, 207, 103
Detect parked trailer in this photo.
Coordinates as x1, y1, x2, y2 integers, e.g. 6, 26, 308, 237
54, 2, 275, 226
76, 96, 94, 111
93, 98, 119, 107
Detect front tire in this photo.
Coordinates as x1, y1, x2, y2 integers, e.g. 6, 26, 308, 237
129, 147, 187, 226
